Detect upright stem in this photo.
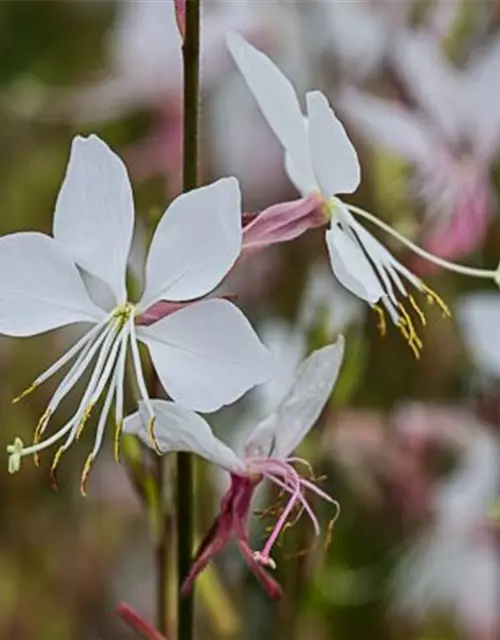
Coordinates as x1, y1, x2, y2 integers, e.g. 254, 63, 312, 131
156, 453, 169, 635
178, 2, 200, 639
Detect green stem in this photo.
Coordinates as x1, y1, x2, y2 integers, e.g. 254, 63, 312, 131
178, 1, 200, 639
156, 454, 169, 635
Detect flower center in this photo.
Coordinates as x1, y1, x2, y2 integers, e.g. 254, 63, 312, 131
6, 301, 158, 495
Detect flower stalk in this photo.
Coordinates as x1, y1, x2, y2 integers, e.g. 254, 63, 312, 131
179, 1, 200, 638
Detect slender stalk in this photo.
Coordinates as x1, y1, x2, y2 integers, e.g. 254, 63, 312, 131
156, 453, 169, 635
178, 2, 200, 639
347, 203, 498, 281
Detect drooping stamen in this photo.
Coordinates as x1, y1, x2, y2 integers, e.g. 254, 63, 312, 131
80, 361, 118, 496
49, 323, 126, 487
397, 302, 423, 359
254, 473, 302, 569
347, 203, 498, 281
247, 456, 338, 569
408, 295, 427, 326
36, 322, 117, 445
128, 318, 160, 454
372, 304, 387, 337
113, 328, 129, 462
420, 283, 451, 318
12, 317, 110, 404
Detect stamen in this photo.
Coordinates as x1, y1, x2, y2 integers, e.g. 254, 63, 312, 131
372, 304, 387, 337
408, 295, 427, 326
36, 322, 116, 441
114, 420, 123, 463
49, 446, 65, 491
147, 416, 161, 455
421, 283, 451, 318
113, 330, 129, 462
32, 408, 52, 467
12, 382, 38, 405
397, 303, 423, 359
76, 402, 95, 440
11, 319, 110, 404
347, 203, 498, 281
129, 318, 158, 449
80, 453, 94, 497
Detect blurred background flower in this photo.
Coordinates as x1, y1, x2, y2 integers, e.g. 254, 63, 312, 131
0, 1, 499, 639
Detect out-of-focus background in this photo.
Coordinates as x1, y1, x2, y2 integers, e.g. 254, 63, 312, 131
1, 1, 499, 638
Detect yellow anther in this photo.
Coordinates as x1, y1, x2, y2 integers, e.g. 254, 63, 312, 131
113, 302, 135, 329
80, 453, 95, 497
114, 420, 123, 463
397, 318, 421, 359
408, 295, 427, 327
372, 304, 387, 337
421, 283, 451, 318
49, 446, 66, 491
397, 303, 423, 359
148, 416, 162, 455
12, 382, 38, 404
76, 403, 95, 440
325, 517, 336, 551
32, 408, 52, 466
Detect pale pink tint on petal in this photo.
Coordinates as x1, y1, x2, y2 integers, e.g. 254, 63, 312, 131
242, 193, 325, 253
136, 295, 239, 326
412, 172, 492, 274
136, 300, 193, 326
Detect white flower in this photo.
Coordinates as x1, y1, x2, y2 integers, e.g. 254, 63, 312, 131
124, 339, 344, 587
226, 33, 450, 357
1, 134, 270, 491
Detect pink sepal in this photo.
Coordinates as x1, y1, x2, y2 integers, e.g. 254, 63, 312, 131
242, 193, 325, 253
181, 474, 283, 599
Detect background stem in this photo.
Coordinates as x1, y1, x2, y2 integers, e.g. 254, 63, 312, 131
156, 452, 169, 635
178, 1, 200, 639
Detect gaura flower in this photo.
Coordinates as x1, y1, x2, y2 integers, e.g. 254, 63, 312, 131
227, 32, 451, 358
1, 135, 270, 492
124, 338, 344, 597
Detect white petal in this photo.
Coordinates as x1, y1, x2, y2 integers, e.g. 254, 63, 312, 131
138, 178, 242, 310
226, 32, 316, 193
53, 135, 134, 304
123, 400, 244, 472
393, 31, 463, 145
306, 91, 360, 196
0, 232, 105, 337
325, 223, 383, 304
457, 292, 500, 378
339, 88, 434, 165
138, 299, 271, 413
245, 338, 345, 459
